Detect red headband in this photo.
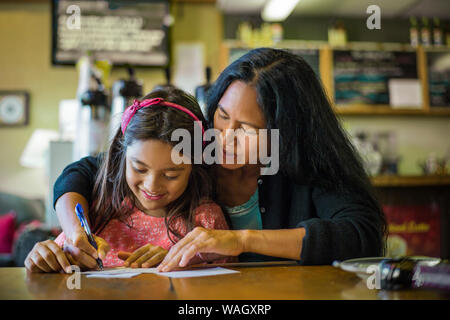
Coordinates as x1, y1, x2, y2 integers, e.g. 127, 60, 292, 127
121, 98, 205, 140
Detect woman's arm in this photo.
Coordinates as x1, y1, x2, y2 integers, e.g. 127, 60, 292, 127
53, 155, 100, 239
55, 192, 109, 267
157, 227, 305, 271
295, 187, 385, 265
55, 192, 90, 243
53, 155, 101, 209
191, 201, 240, 264
240, 228, 305, 260
25, 239, 75, 273
156, 185, 384, 270
53, 155, 109, 265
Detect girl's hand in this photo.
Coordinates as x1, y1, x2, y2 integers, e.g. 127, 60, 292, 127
157, 227, 244, 272
118, 244, 168, 268
25, 240, 76, 273
63, 230, 110, 270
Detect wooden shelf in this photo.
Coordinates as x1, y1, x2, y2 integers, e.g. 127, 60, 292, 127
428, 107, 450, 115
371, 175, 450, 187
220, 43, 450, 117
334, 105, 450, 116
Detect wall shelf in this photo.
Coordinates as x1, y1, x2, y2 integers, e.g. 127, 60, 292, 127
334, 105, 450, 116
220, 42, 450, 117
371, 175, 450, 187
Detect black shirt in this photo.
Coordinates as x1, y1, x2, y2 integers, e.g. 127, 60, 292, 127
53, 156, 384, 265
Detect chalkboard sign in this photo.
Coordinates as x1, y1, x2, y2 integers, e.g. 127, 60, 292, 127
229, 48, 320, 78
427, 51, 450, 107
333, 50, 418, 105
52, 0, 170, 67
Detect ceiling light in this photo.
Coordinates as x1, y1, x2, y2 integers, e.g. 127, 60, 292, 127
261, 0, 301, 22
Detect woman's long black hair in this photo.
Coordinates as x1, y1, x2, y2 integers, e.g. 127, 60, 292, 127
206, 48, 387, 246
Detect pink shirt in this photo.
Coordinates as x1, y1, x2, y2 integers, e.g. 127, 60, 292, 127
55, 200, 232, 267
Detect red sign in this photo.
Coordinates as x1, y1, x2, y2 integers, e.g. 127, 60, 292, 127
383, 204, 441, 258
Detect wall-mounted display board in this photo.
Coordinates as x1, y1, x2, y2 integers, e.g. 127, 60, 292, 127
427, 51, 450, 107
220, 41, 450, 116
52, 0, 170, 67
333, 50, 417, 105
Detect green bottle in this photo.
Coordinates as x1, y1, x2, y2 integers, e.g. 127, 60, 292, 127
421, 17, 431, 46
409, 17, 419, 47
433, 17, 443, 46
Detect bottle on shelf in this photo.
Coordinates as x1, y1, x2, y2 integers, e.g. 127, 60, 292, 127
328, 20, 347, 47
271, 23, 283, 44
409, 17, 419, 47
237, 22, 253, 47
432, 17, 443, 47
420, 17, 431, 47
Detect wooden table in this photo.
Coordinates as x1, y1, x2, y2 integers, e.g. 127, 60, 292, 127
0, 265, 448, 300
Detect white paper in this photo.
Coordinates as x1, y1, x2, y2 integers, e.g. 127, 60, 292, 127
82, 267, 158, 279
82, 267, 158, 275
86, 272, 142, 279
389, 79, 423, 108
81, 267, 238, 279
158, 267, 239, 278
173, 43, 205, 95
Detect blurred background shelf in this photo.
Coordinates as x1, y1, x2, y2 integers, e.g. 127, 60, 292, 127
371, 175, 450, 187
334, 105, 450, 116
221, 43, 450, 117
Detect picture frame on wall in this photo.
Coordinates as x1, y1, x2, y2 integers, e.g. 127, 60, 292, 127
0, 91, 30, 127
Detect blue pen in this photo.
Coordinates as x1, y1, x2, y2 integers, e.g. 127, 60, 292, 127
75, 203, 104, 270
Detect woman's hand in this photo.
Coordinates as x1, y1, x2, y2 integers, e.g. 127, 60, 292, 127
25, 240, 77, 273
63, 230, 110, 270
157, 227, 245, 272
118, 244, 168, 268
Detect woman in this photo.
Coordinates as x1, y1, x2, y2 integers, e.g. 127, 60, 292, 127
53, 48, 386, 271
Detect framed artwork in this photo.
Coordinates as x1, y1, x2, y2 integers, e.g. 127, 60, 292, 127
0, 91, 30, 127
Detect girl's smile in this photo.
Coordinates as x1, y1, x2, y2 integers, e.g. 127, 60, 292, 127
125, 139, 192, 216
140, 189, 167, 201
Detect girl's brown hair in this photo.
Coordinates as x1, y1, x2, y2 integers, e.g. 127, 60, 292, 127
90, 87, 212, 243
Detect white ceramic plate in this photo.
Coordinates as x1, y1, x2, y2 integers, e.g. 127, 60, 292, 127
335, 256, 441, 280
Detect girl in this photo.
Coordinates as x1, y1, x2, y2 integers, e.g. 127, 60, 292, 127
25, 87, 231, 272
